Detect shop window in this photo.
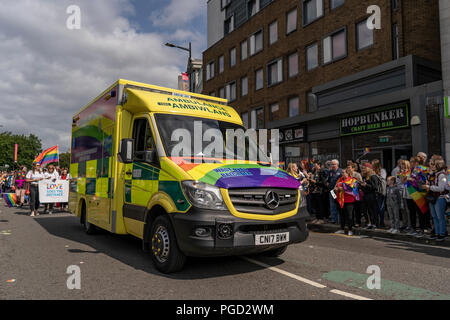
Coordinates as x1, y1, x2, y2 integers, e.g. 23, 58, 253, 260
310, 139, 340, 163
356, 19, 374, 51
323, 28, 347, 65
267, 58, 283, 87
230, 47, 236, 67
270, 103, 280, 121
286, 8, 298, 34
250, 29, 263, 56
330, 0, 344, 10
288, 52, 299, 77
269, 20, 278, 45
241, 40, 248, 61
241, 76, 248, 96
288, 97, 299, 117
255, 68, 264, 90
306, 43, 318, 70
241, 112, 249, 128
303, 0, 324, 26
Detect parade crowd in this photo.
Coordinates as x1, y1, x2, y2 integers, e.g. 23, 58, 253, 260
286, 152, 449, 241
1, 163, 70, 216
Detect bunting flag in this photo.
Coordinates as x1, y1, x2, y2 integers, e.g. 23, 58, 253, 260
3, 193, 17, 207
336, 177, 360, 208
363, 147, 370, 155
34, 145, 59, 167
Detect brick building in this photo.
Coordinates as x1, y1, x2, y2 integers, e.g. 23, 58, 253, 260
202, 0, 444, 172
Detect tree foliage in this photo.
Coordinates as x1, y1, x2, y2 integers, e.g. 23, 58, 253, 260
0, 132, 42, 170
59, 152, 71, 169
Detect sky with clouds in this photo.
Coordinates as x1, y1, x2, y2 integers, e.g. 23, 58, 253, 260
0, 0, 207, 152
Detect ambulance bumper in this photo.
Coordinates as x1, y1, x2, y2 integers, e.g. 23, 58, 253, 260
169, 206, 309, 257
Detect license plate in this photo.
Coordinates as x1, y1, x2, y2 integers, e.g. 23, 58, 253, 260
255, 232, 289, 245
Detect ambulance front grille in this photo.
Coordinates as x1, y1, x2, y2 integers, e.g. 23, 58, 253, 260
227, 188, 298, 215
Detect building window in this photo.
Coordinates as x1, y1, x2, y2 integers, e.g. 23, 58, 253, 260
306, 91, 317, 112
241, 76, 248, 96
230, 47, 236, 67
330, 0, 344, 10
219, 87, 225, 99
241, 112, 249, 128
221, 0, 231, 9
206, 61, 215, 80
269, 20, 278, 45
210, 91, 216, 97
255, 68, 264, 90
286, 8, 298, 34
224, 15, 234, 35
248, 0, 260, 18
288, 97, 299, 117
267, 58, 283, 86
392, 0, 398, 10
393, 24, 399, 59
288, 52, 299, 77
303, 0, 324, 26
356, 19, 374, 51
251, 107, 264, 129
218, 55, 224, 74
241, 40, 248, 61
250, 29, 263, 56
322, 28, 347, 65
226, 81, 237, 101
306, 43, 318, 70
270, 103, 280, 121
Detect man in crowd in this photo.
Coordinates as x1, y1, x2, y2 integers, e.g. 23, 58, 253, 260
327, 159, 342, 224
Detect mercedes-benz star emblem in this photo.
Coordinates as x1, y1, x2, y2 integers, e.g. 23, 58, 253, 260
264, 190, 280, 210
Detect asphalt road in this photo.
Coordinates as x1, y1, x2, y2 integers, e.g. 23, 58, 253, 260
1, 203, 449, 300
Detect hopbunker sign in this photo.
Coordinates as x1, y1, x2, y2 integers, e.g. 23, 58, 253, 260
39, 180, 69, 203
340, 104, 409, 136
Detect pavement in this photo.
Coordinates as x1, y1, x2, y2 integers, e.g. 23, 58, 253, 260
1, 201, 449, 300
307, 218, 450, 248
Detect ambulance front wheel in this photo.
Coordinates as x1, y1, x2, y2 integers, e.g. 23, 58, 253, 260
150, 215, 186, 273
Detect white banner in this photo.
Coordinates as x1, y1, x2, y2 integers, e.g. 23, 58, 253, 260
39, 180, 69, 203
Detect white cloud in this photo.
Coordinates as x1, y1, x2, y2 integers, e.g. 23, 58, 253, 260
150, 0, 206, 28
0, 0, 198, 152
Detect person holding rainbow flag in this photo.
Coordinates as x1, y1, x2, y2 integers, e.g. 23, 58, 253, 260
334, 167, 360, 236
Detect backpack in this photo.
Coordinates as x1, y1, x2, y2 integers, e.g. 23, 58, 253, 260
374, 174, 386, 195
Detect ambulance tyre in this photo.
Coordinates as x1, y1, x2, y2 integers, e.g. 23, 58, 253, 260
81, 202, 96, 235
262, 245, 288, 257
150, 215, 186, 273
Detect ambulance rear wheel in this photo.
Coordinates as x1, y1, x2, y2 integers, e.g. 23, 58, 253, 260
81, 203, 96, 235
150, 215, 186, 273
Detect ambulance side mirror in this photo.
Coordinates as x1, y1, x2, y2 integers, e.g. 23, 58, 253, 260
118, 139, 134, 163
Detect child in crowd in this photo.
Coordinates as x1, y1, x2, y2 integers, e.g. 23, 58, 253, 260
386, 176, 403, 233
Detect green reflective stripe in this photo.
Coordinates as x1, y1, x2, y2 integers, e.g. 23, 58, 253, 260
86, 178, 96, 195
158, 181, 189, 211
125, 180, 132, 203
78, 162, 86, 178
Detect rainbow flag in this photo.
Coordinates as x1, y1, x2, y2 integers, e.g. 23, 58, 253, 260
406, 165, 429, 214
3, 193, 17, 207
363, 147, 370, 155
336, 177, 360, 209
34, 145, 59, 167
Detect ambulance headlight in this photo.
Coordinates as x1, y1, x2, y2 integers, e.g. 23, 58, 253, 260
181, 181, 226, 210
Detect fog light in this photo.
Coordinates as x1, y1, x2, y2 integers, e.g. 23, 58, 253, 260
194, 227, 210, 237
217, 223, 233, 239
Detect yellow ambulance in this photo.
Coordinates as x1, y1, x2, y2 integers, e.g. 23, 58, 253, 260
69, 79, 309, 273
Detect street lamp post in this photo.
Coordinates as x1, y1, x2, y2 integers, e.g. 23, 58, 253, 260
165, 42, 192, 91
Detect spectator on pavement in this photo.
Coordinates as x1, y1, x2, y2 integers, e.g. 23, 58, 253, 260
360, 163, 379, 229
309, 160, 328, 224
334, 167, 359, 236
327, 159, 342, 224
386, 176, 403, 233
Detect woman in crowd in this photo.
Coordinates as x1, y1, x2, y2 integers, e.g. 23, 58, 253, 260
309, 160, 328, 224
423, 159, 448, 241
14, 166, 27, 207
334, 167, 360, 236
359, 163, 379, 229
396, 159, 412, 231
371, 159, 387, 228
26, 163, 44, 217
348, 163, 364, 227
43, 164, 60, 214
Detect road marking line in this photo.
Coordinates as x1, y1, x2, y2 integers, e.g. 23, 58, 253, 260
242, 257, 327, 288
329, 289, 372, 300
